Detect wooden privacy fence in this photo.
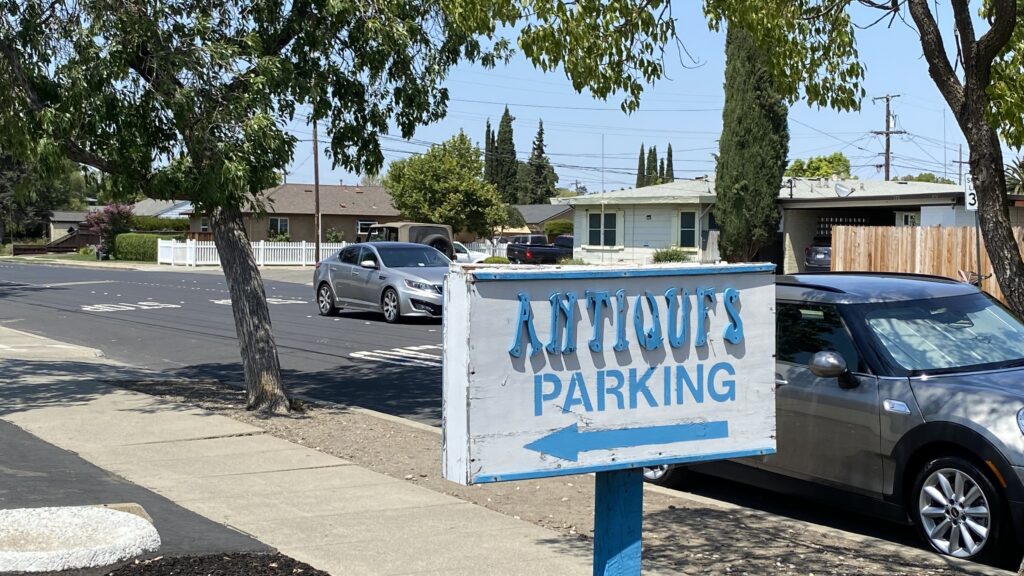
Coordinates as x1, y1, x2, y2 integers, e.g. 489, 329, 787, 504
831, 225, 1024, 303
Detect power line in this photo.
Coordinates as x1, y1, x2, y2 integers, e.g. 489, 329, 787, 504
449, 97, 722, 112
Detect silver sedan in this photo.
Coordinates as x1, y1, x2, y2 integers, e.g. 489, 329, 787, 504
313, 242, 448, 323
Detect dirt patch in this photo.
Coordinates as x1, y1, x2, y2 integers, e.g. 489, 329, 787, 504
103, 552, 329, 575
109, 379, 1003, 576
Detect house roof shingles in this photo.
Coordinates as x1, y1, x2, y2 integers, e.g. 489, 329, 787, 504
513, 204, 573, 224
262, 184, 399, 216
49, 211, 91, 223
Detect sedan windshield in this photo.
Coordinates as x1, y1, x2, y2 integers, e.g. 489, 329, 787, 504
862, 293, 1024, 373
377, 246, 449, 268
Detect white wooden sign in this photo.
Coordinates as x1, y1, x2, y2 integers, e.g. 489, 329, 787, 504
965, 178, 978, 211
442, 263, 777, 485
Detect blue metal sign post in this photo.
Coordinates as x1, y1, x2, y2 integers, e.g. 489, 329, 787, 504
593, 469, 644, 576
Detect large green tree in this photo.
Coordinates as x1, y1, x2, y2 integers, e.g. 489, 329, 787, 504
895, 172, 956, 185
519, 120, 558, 204
483, 120, 494, 183
646, 145, 659, 186
0, 156, 91, 244
714, 26, 789, 262
385, 133, 504, 237
494, 107, 518, 203
785, 153, 852, 179
665, 144, 675, 182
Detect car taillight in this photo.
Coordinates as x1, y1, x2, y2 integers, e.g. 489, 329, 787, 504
527, 249, 533, 259
315, 261, 321, 269
805, 246, 811, 257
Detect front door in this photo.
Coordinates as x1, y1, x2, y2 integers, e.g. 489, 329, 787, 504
765, 302, 883, 495
349, 246, 382, 307
332, 245, 361, 305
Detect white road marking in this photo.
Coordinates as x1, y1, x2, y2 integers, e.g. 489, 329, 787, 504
210, 297, 307, 305
80, 302, 182, 313
350, 345, 443, 367
42, 280, 117, 288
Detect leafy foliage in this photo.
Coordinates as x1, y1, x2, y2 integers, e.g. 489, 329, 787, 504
785, 153, 851, 179
894, 173, 956, 185
544, 219, 574, 236
519, 121, 558, 204
665, 144, 674, 182
113, 232, 181, 261
653, 247, 691, 263
0, 155, 92, 241
482, 256, 510, 264
557, 257, 587, 265
384, 133, 504, 237
324, 228, 345, 243
635, 144, 646, 188
714, 26, 789, 263
85, 204, 134, 254
132, 216, 189, 232
493, 107, 518, 204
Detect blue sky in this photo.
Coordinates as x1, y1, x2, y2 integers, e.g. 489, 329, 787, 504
283, 5, 1004, 193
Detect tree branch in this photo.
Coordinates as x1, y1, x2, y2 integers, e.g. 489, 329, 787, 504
907, 0, 964, 112
950, 0, 977, 74
0, 37, 150, 180
977, 0, 1016, 71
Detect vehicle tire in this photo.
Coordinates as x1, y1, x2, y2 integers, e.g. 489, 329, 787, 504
911, 455, 1006, 561
423, 235, 454, 260
381, 288, 402, 324
642, 465, 686, 487
316, 283, 339, 316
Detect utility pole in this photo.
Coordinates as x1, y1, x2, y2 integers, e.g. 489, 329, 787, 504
312, 106, 321, 263
871, 94, 906, 181
953, 144, 970, 186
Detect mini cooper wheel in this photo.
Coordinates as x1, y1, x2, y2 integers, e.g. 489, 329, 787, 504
912, 456, 1005, 561
382, 288, 401, 323
317, 283, 338, 316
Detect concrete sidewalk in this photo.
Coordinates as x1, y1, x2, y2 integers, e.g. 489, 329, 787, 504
1, 256, 315, 285
0, 327, 592, 575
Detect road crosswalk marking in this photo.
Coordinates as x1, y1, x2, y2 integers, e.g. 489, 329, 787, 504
350, 345, 442, 367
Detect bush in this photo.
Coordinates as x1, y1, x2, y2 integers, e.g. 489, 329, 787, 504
78, 245, 96, 256
85, 204, 134, 254
132, 216, 189, 232
325, 228, 345, 242
268, 232, 290, 242
113, 233, 182, 261
653, 248, 692, 263
482, 256, 510, 264
558, 257, 588, 265
544, 219, 573, 237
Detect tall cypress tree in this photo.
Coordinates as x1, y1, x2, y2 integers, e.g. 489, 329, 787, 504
646, 145, 658, 185
494, 106, 518, 204
483, 120, 493, 183
523, 120, 557, 204
666, 143, 674, 182
658, 158, 666, 182
713, 26, 789, 262
635, 144, 646, 188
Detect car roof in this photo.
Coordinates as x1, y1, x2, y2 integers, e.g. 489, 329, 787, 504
777, 272, 979, 304
357, 242, 434, 249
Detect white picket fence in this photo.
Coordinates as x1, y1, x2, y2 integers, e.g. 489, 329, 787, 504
157, 239, 347, 266
466, 241, 507, 259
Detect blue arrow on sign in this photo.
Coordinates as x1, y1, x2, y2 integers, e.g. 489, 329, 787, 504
524, 421, 729, 462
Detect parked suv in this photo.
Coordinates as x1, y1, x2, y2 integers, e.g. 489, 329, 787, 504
365, 222, 454, 259
804, 234, 832, 272
645, 273, 1024, 562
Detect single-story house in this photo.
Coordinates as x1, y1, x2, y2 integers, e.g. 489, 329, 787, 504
551, 176, 1024, 271
48, 211, 91, 241
132, 199, 193, 218
513, 204, 575, 235
187, 184, 401, 242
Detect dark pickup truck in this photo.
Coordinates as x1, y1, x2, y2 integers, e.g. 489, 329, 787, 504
506, 235, 574, 264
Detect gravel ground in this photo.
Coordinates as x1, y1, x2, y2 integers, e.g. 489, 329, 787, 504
110, 379, 1014, 576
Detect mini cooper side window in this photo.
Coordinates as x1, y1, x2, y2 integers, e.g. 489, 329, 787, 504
777, 303, 859, 371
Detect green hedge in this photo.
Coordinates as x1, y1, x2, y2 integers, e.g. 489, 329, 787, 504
132, 216, 190, 232
653, 248, 692, 263
113, 233, 183, 261
543, 219, 573, 237
482, 256, 510, 264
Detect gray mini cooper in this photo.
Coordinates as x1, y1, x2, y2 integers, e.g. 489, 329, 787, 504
646, 273, 1024, 562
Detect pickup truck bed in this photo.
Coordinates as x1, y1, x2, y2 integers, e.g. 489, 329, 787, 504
506, 235, 574, 264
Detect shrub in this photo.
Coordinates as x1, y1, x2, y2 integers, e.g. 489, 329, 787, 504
558, 257, 588, 265
132, 216, 189, 232
78, 245, 96, 256
113, 233, 182, 261
544, 219, 573, 237
653, 248, 691, 263
268, 232, 290, 242
325, 228, 345, 242
85, 204, 134, 254
482, 256, 510, 264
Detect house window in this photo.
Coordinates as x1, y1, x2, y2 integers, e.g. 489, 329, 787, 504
269, 217, 289, 236
357, 220, 377, 235
588, 213, 617, 246
679, 211, 698, 248
199, 217, 210, 233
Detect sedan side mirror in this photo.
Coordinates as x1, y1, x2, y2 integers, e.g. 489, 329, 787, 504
360, 260, 378, 270
808, 351, 858, 389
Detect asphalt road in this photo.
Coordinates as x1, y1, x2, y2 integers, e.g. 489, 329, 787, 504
0, 262, 444, 425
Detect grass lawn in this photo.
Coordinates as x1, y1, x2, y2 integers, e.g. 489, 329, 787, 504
45, 252, 105, 262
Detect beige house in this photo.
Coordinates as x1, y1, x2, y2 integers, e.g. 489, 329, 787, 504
188, 184, 401, 242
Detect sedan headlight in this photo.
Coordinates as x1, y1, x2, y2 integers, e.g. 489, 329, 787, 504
1018, 408, 1024, 435
405, 280, 433, 292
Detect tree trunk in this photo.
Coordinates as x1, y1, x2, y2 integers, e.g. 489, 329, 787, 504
210, 204, 290, 413
966, 117, 1024, 317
